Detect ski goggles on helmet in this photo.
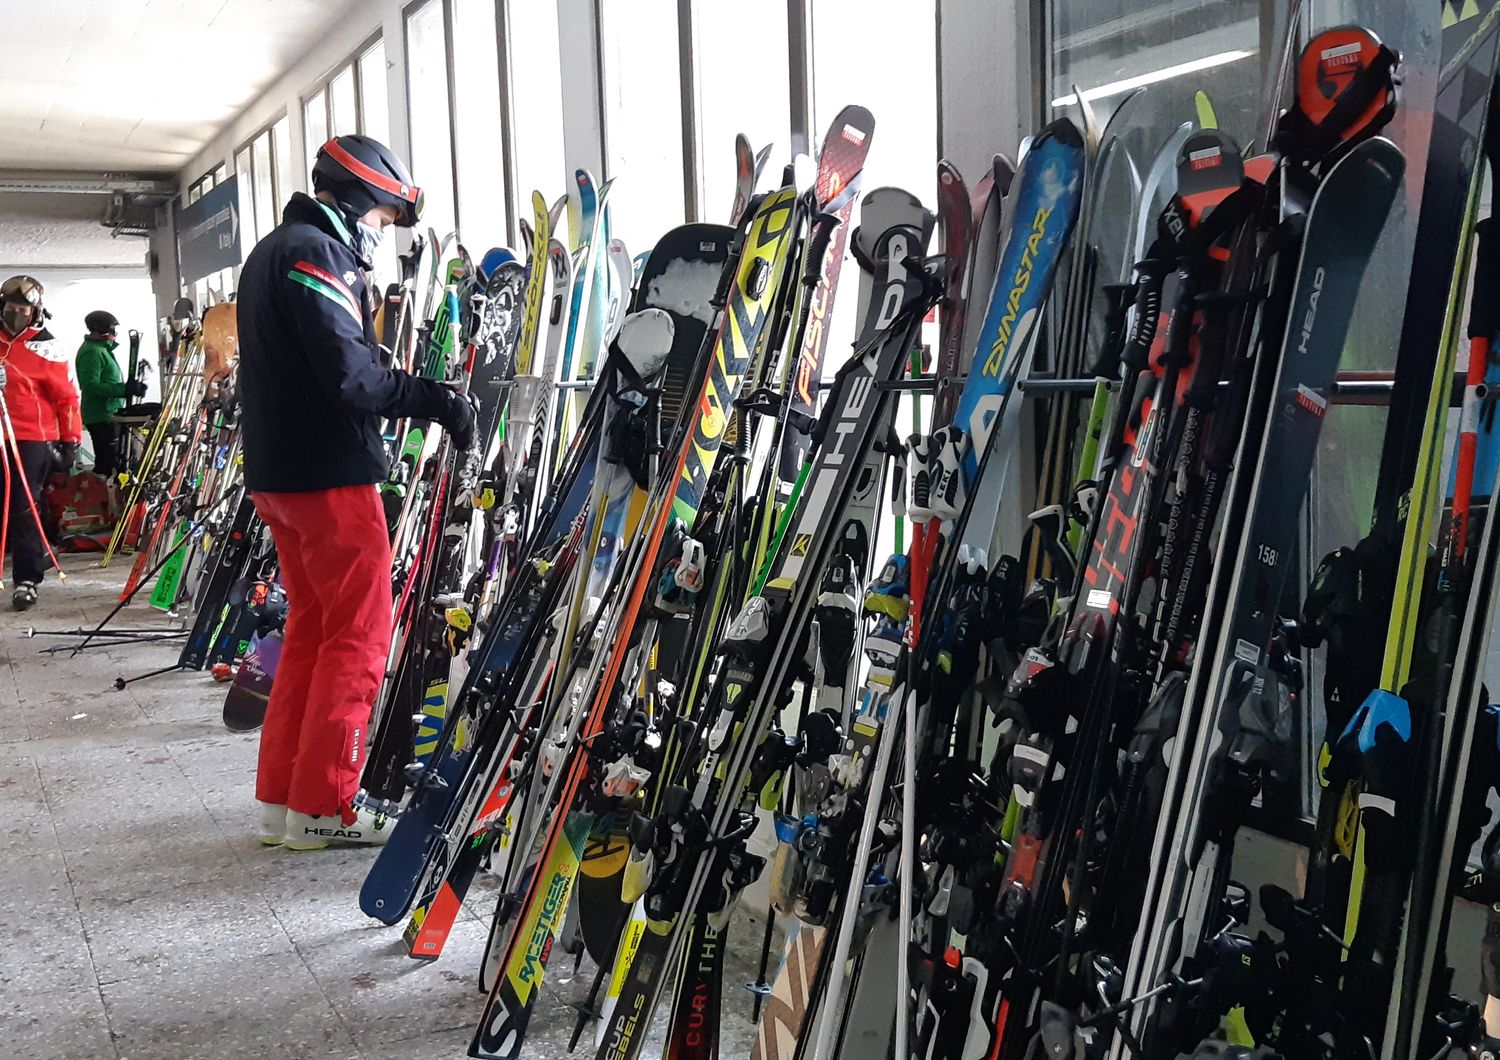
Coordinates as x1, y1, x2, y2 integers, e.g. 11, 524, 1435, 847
320, 138, 424, 227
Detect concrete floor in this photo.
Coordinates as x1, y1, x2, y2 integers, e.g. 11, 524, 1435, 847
2, 555, 766, 1060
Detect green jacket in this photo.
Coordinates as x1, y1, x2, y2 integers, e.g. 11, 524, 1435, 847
76, 337, 126, 425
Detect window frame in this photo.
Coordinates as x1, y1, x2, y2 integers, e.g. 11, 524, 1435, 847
301, 30, 386, 146
233, 112, 291, 252
594, 0, 692, 230
401, 0, 462, 238
592, 0, 942, 226
404, 0, 531, 247
185, 164, 222, 205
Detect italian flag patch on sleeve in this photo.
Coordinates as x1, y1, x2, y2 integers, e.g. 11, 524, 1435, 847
288, 260, 362, 325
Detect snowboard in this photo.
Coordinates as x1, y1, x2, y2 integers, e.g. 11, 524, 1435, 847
223, 630, 282, 732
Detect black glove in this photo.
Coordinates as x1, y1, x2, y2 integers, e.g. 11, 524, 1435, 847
123, 379, 148, 399
53, 442, 78, 473
437, 386, 477, 451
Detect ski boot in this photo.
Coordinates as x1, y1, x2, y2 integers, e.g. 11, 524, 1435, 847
11, 581, 37, 611
257, 802, 288, 846
864, 553, 910, 622
283, 798, 398, 850
906, 432, 938, 522
862, 617, 904, 688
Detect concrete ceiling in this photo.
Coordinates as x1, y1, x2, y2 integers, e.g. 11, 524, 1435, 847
0, 0, 362, 174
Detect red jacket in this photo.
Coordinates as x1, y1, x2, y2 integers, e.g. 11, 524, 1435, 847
0, 325, 82, 443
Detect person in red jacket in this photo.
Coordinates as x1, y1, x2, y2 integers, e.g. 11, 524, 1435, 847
0, 275, 81, 610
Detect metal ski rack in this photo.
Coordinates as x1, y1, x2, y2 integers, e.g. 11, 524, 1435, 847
876, 369, 1468, 407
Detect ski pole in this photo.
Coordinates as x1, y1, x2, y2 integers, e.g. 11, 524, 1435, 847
41, 631, 186, 655
0, 412, 11, 590
65, 486, 237, 656
28, 626, 181, 638
0, 393, 65, 582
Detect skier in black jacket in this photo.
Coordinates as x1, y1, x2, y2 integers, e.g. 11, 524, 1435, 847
237, 134, 474, 849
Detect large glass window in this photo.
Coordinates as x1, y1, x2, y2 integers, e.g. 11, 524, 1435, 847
694, 1, 790, 225
234, 145, 257, 246
272, 116, 295, 212
812, 0, 936, 212
186, 171, 213, 204
294, 36, 399, 281
234, 125, 283, 254
1049, 1, 1264, 161
251, 130, 276, 250
809, 0, 938, 383
329, 64, 359, 138
406, 0, 457, 241
507, 0, 566, 242
303, 88, 329, 161
359, 40, 391, 145
452, 0, 509, 250
304, 38, 387, 148
600, 0, 686, 258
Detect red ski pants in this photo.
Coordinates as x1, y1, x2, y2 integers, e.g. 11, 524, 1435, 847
251, 485, 391, 821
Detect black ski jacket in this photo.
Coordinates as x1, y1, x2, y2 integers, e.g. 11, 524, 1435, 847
238, 192, 449, 492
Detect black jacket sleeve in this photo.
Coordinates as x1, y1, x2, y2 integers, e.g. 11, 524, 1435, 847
281, 238, 452, 420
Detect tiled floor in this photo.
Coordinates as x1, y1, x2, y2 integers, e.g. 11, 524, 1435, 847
2, 556, 766, 1059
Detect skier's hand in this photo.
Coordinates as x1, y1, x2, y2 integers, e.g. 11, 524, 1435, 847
123, 379, 148, 399
438, 386, 477, 451
53, 442, 78, 472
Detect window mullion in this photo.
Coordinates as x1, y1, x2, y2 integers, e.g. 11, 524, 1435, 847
443, 0, 463, 239
788, 0, 814, 157
352, 57, 363, 137
678, 0, 700, 222
496, 0, 520, 249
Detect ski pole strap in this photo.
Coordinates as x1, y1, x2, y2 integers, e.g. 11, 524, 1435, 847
1180, 179, 1263, 261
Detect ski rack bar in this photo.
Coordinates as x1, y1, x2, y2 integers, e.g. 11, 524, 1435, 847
877, 370, 1468, 407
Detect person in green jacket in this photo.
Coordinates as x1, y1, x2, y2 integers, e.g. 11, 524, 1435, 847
76, 310, 145, 477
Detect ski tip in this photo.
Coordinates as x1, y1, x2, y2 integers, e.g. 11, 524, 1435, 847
1195, 89, 1219, 130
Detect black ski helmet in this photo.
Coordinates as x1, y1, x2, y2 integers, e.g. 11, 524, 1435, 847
312, 135, 423, 228
85, 310, 119, 335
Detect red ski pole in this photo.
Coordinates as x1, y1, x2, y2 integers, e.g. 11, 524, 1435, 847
0, 411, 11, 590
0, 392, 66, 582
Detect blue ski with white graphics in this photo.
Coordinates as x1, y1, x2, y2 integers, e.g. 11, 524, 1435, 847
952, 120, 1086, 480
906, 120, 1085, 627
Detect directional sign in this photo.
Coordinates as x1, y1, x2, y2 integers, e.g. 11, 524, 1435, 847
177, 176, 242, 283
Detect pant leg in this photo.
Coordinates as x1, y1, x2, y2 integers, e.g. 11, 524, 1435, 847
87, 423, 119, 478
9, 441, 54, 585
251, 493, 327, 808
266, 485, 393, 821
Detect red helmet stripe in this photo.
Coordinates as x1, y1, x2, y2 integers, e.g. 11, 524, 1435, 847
321, 138, 420, 206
